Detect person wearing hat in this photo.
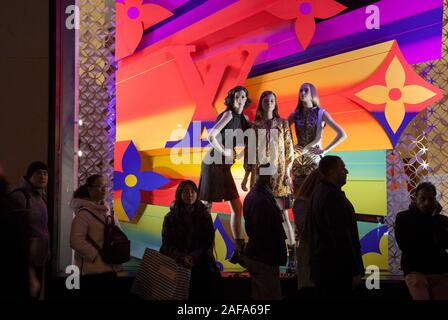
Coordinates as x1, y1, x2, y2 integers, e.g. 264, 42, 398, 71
10, 161, 50, 299
0, 163, 30, 300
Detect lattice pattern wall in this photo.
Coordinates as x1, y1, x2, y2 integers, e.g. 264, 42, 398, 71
387, 0, 448, 274
78, 0, 116, 205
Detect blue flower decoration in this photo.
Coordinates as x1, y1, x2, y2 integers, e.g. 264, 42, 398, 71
360, 225, 388, 255
114, 141, 170, 220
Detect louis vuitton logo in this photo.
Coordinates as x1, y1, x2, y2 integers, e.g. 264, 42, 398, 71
167, 43, 267, 120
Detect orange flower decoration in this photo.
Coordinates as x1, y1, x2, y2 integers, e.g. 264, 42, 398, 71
116, 0, 173, 61
266, 0, 346, 49
347, 42, 443, 147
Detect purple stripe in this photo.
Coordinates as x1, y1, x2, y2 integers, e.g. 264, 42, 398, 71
249, 11, 442, 77
133, 0, 442, 68
142, 0, 189, 12
142, 0, 209, 36
314, 0, 442, 43
117, 0, 189, 11
399, 35, 442, 64
135, 0, 442, 64
253, 0, 443, 66
137, 0, 238, 52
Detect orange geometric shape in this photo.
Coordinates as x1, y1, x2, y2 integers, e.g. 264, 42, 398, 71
116, 43, 267, 150
346, 42, 444, 147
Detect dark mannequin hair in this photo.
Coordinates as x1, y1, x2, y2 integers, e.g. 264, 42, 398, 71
255, 91, 280, 121
73, 174, 104, 199
224, 86, 252, 111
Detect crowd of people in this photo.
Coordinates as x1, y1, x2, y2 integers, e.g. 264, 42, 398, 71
1, 84, 447, 300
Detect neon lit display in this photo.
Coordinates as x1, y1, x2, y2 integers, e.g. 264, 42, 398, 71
113, 0, 445, 272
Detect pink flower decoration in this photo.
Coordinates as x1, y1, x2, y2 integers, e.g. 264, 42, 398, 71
116, 0, 173, 60
267, 0, 347, 49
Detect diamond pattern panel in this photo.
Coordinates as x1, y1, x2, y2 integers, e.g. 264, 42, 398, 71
387, 0, 448, 274
78, 0, 116, 206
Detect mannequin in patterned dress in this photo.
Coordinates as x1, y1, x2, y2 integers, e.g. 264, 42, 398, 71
241, 91, 296, 272
288, 83, 347, 195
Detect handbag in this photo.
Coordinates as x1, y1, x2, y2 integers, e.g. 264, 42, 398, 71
131, 248, 191, 300
82, 207, 131, 264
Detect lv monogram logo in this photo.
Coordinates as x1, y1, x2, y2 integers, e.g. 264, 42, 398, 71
167, 43, 267, 120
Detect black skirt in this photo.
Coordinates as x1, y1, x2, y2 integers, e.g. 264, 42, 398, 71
198, 159, 239, 202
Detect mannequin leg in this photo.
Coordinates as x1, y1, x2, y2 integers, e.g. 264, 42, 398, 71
275, 198, 295, 246
29, 266, 41, 299
228, 198, 246, 265
276, 198, 296, 274
229, 198, 243, 239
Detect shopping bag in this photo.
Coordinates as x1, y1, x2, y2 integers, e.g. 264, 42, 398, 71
131, 248, 191, 300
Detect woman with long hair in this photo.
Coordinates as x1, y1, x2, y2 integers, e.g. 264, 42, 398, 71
288, 83, 347, 193
70, 174, 124, 297
161, 180, 221, 300
241, 90, 296, 272
198, 85, 252, 265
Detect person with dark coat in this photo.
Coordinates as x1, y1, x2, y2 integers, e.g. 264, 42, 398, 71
293, 168, 320, 241
10, 161, 50, 299
0, 165, 30, 300
160, 180, 221, 300
293, 168, 320, 289
395, 182, 448, 300
300, 155, 364, 297
243, 164, 287, 300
